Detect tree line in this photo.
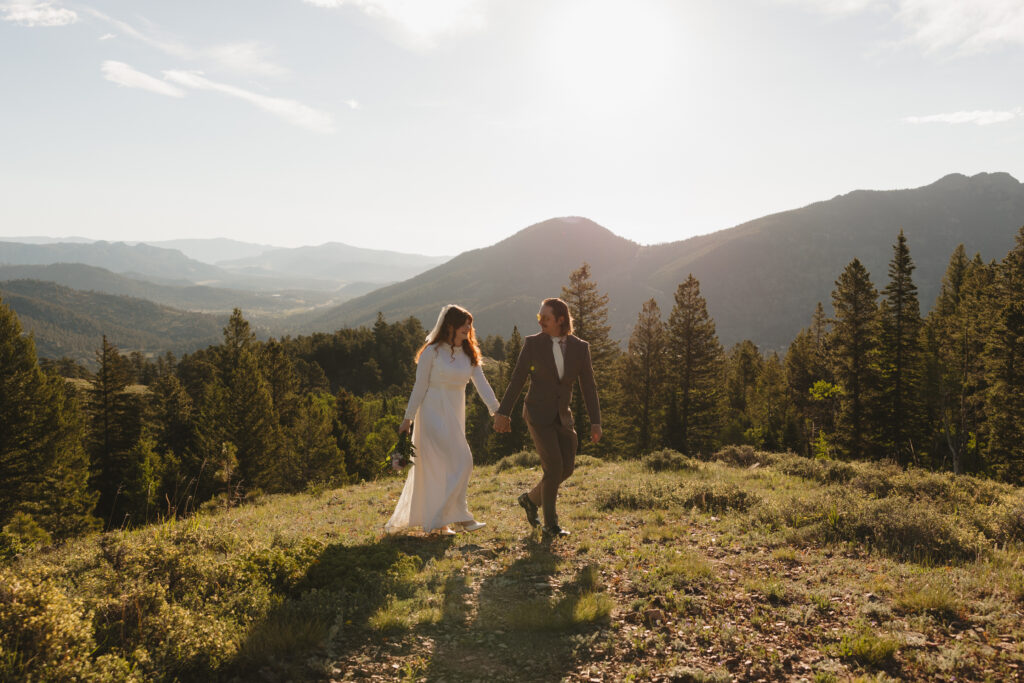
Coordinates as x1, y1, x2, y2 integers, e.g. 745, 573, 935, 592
3, 226, 1024, 546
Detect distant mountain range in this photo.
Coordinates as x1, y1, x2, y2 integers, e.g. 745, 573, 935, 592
141, 238, 279, 265
0, 263, 345, 315
216, 242, 450, 284
307, 172, 1024, 349
0, 239, 450, 292
4, 172, 1023, 357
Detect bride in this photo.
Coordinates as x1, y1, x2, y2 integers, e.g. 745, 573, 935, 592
385, 304, 500, 535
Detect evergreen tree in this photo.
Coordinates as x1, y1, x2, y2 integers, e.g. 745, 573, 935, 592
88, 336, 143, 527
619, 299, 667, 455
334, 388, 373, 480
830, 259, 882, 459
921, 246, 992, 473
561, 263, 620, 453
751, 351, 790, 451
784, 303, 833, 456
0, 297, 98, 536
216, 309, 282, 492
283, 393, 349, 488
722, 340, 761, 445
878, 231, 924, 464
983, 226, 1024, 484
665, 274, 723, 455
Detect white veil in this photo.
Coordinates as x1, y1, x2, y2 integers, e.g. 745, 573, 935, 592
425, 304, 456, 343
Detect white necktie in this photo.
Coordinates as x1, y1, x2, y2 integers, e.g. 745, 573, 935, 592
552, 336, 566, 380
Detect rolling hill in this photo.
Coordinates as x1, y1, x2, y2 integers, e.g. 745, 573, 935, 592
216, 242, 450, 284
0, 263, 344, 316
0, 280, 227, 364
306, 172, 1024, 349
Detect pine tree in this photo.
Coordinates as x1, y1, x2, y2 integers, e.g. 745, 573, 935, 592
921, 246, 992, 473
830, 259, 882, 459
0, 296, 98, 536
88, 336, 143, 527
878, 231, 924, 464
216, 310, 282, 492
283, 393, 349, 488
722, 340, 761, 445
665, 274, 723, 455
334, 388, 373, 481
619, 299, 667, 455
784, 303, 833, 456
983, 226, 1024, 484
561, 263, 620, 453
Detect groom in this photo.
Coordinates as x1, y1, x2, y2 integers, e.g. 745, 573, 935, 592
493, 297, 602, 537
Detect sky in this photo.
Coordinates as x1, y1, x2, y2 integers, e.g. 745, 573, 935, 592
2, 0, 1024, 256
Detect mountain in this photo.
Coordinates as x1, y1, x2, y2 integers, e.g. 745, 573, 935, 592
306, 172, 1024, 349
0, 280, 226, 365
0, 240, 226, 282
0, 263, 346, 316
1, 236, 94, 244
140, 238, 281, 265
217, 242, 450, 284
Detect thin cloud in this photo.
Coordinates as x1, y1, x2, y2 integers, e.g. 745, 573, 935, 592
163, 70, 334, 133
98, 32, 115, 40
903, 109, 1022, 125
2, 0, 77, 26
303, 0, 486, 48
780, 0, 1024, 55
101, 61, 185, 98
84, 7, 289, 77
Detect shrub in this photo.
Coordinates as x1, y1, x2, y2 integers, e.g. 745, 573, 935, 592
830, 628, 899, 669
711, 444, 768, 467
0, 570, 132, 681
494, 450, 541, 472
642, 449, 697, 472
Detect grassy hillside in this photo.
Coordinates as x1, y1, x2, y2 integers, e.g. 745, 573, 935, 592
3, 450, 1022, 681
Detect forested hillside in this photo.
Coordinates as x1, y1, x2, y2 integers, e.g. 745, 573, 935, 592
309, 172, 1024, 348
0, 280, 225, 363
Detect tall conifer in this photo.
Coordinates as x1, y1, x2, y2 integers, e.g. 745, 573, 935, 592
830, 259, 881, 459
983, 226, 1024, 483
0, 297, 97, 536
619, 299, 667, 454
878, 231, 924, 464
665, 274, 723, 455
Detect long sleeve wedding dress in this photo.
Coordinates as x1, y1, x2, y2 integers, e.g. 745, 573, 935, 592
385, 343, 499, 533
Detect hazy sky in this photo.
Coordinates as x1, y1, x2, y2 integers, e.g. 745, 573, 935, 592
3, 0, 1024, 255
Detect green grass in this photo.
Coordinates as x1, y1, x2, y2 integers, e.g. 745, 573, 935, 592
2, 452, 1023, 681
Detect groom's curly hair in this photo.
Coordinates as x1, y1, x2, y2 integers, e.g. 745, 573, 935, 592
543, 297, 573, 336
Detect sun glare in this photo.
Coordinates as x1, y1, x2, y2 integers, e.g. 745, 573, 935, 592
538, 0, 680, 117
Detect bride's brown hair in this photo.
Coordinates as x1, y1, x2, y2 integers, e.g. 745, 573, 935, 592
416, 305, 482, 366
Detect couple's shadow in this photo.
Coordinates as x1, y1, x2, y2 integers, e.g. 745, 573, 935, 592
228, 532, 595, 682
422, 534, 596, 682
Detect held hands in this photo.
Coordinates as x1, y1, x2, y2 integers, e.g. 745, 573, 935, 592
399, 419, 412, 434
591, 424, 602, 443
493, 414, 511, 433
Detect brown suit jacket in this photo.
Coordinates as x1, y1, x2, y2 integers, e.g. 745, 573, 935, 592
497, 333, 601, 428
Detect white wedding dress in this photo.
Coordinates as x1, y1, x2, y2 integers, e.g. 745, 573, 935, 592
385, 343, 500, 533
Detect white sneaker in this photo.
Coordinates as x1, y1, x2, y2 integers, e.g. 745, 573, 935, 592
459, 520, 487, 532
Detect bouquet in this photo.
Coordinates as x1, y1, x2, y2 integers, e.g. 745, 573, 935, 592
385, 429, 416, 472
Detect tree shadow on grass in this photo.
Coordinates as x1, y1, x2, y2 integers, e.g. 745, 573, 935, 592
423, 534, 610, 682
225, 533, 453, 682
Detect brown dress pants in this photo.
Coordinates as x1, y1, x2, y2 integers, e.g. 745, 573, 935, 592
527, 416, 578, 527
